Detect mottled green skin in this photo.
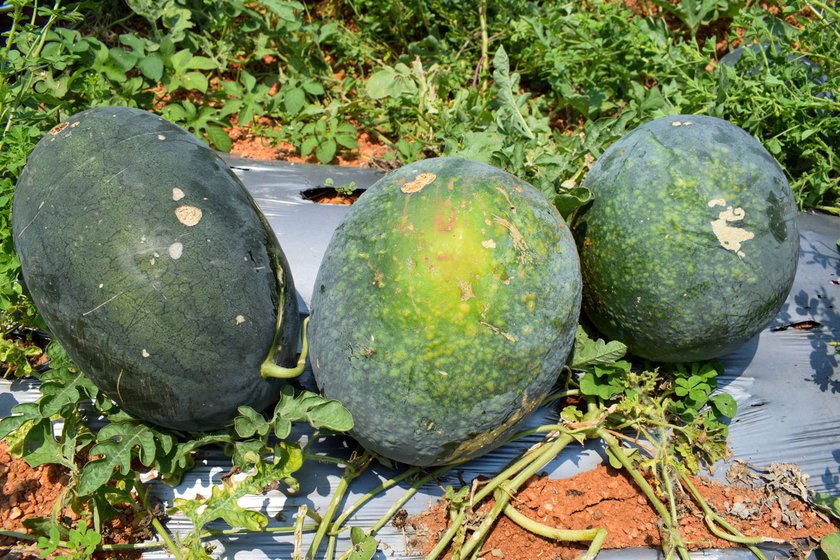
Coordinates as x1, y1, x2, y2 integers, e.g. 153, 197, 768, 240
12, 107, 300, 432
575, 115, 799, 362
309, 158, 581, 466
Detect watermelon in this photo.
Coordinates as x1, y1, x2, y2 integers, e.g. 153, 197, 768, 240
574, 115, 799, 362
309, 158, 581, 466
12, 106, 302, 432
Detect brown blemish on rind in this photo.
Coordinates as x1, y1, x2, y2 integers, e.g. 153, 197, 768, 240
435, 200, 457, 232
496, 186, 516, 211
49, 122, 70, 135
401, 172, 437, 193
493, 216, 529, 262
480, 321, 517, 343
175, 205, 203, 226
458, 280, 475, 301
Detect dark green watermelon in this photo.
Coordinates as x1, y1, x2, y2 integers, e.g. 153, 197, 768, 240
12, 106, 301, 432
575, 115, 799, 362
309, 158, 581, 466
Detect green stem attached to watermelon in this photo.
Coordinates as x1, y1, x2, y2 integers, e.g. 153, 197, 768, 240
261, 316, 310, 379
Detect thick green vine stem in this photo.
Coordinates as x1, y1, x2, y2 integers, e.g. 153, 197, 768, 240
425, 508, 466, 560
497, 489, 606, 560
425, 406, 603, 560
306, 449, 372, 560
261, 316, 310, 379
329, 466, 424, 533
597, 429, 691, 560
329, 463, 452, 559
679, 472, 778, 560
136, 473, 185, 560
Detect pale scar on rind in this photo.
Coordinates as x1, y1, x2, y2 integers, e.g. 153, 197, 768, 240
176, 205, 202, 226
708, 199, 754, 258
401, 172, 436, 193
168, 242, 184, 260
172, 187, 186, 201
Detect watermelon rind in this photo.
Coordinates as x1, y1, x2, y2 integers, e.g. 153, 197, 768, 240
309, 157, 582, 466
575, 114, 799, 362
12, 107, 301, 432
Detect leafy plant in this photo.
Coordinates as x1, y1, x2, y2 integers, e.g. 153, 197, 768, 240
650, 0, 745, 39
823, 532, 840, 560
299, 112, 360, 164
37, 521, 101, 560
324, 177, 358, 198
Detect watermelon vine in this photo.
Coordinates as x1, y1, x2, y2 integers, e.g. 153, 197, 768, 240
1, 0, 838, 558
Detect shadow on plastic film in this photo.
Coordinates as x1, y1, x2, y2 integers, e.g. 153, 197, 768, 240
770, 288, 840, 394
797, 219, 840, 275
768, 216, 840, 393
712, 336, 760, 390
821, 449, 840, 497
798, 223, 840, 393
800, 287, 839, 393
0, 377, 40, 417
0, 391, 19, 418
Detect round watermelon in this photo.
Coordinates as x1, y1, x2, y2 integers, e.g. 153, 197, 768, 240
575, 114, 799, 362
12, 107, 301, 432
309, 158, 581, 466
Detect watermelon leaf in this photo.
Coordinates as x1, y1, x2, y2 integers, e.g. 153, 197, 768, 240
605, 445, 638, 470
822, 533, 840, 560
272, 385, 354, 435
306, 400, 354, 432
571, 326, 627, 369
492, 46, 534, 140
554, 186, 593, 220
79, 422, 174, 495
348, 527, 378, 560
169, 449, 304, 554
813, 493, 840, 521
0, 402, 40, 441
234, 406, 271, 439
709, 393, 737, 418
21, 418, 66, 468
579, 362, 630, 400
